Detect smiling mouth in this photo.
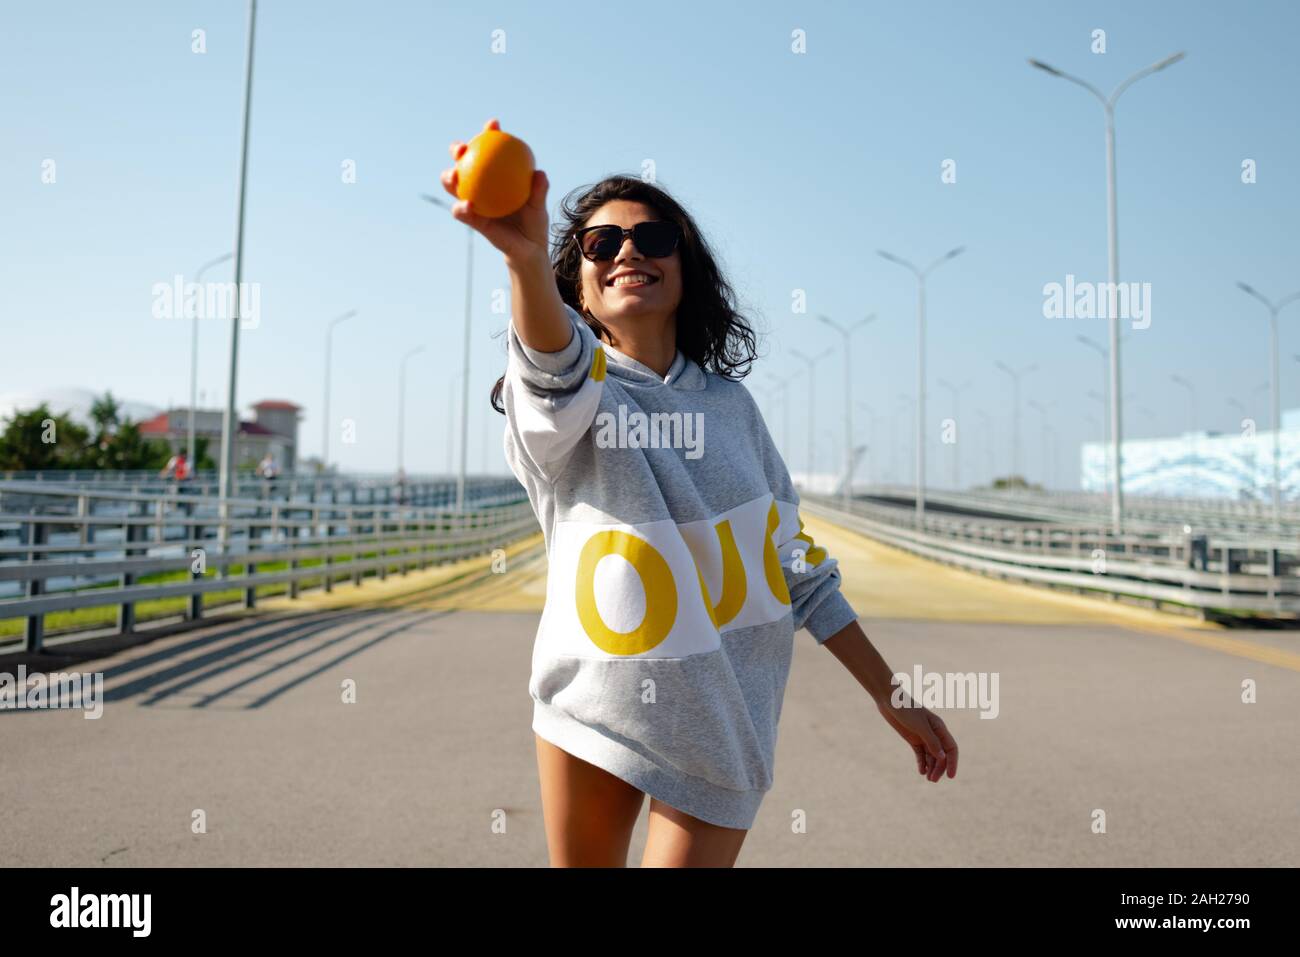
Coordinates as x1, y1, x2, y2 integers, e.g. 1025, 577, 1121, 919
607, 274, 659, 288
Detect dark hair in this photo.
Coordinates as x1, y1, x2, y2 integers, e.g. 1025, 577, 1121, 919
490, 175, 758, 413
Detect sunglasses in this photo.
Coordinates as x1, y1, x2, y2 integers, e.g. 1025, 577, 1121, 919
574, 220, 681, 262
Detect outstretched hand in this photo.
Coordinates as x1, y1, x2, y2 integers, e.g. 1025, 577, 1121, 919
440, 117, 551, 266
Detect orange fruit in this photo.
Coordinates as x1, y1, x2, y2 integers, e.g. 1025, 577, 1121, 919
455, 127, 535, 218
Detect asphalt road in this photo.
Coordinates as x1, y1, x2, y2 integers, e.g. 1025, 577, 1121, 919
3, 517, 1297, 866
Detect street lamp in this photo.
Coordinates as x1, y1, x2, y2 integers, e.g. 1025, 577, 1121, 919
420, 192, 476, 511
1236, 281, 1300, 530
994, 360, 1037, 481
217, 0, 259, 548
975, 409, 995, 489
398, 345, 427, 473
766, 372, 796, 465
857, 401, 884, 489
817, 313, 876, 504
1170, 373, 1198, 493
878, 246, 965, 524
187, 251, 233, 469
1030, 51, 1186, 533
1027, 399, 1056, 489
790, 346, 834, 490
937, 377, 972, 490
322, 308, 357, 473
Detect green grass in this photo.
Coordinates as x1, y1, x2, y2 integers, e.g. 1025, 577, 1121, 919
0, 546, 450, 640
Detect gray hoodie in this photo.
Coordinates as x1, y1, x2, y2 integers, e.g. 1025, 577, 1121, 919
502, 301, 859, 829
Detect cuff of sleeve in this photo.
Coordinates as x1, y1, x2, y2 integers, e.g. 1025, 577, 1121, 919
803, 588, 859, 644
513, 306, 583, 374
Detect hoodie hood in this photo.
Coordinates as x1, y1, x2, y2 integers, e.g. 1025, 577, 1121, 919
600, 340, 708, 391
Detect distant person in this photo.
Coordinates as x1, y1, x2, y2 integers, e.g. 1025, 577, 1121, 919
256, 452, 278, 480
160, 450, 191, 482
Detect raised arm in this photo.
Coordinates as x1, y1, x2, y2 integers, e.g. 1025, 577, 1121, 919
439, 118, 570, 352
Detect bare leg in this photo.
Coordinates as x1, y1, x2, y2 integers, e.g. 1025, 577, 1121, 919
640, 797, 749, 867
534, 732, 645, 867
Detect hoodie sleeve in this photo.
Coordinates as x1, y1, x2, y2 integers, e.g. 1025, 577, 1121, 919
502, 302, 607, 483
740, 383, 859, 644
772, 490, 859, 643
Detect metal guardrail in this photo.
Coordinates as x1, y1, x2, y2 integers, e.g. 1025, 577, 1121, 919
805, 493, 1300, 617
0, 471, 524, 510
857, 484, 1300, 541
0, 480, 539, 653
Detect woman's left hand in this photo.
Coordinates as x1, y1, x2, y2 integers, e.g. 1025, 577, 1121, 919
876, 695, 958, 783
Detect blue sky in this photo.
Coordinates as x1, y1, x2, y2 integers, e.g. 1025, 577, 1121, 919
2, 0, 1297, 488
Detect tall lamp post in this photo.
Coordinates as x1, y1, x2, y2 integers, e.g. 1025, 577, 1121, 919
937, 377, 972, 490
878, 246, 965, 524
420, 193, 475, 511
1236, 282, 1300, 530
766, 372, 796, 465
857, 401, 888, 490
1170, 373, 1198, 494
1030, 51, 1186, 533
321, 309, 357, 473
187, 252, 233, 470
1027, 398, 1057, 489
217, 0, 259, 546
398, 345, 427, 473
994, 361, 1037, 482
790, 346, 834, 490
817, 313, 875, 505
975, 409, 995, 488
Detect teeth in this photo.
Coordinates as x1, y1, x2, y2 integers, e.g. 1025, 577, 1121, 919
612, 273, 654, 287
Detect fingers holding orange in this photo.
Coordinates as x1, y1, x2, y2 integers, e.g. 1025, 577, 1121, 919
453, 122, 535, 218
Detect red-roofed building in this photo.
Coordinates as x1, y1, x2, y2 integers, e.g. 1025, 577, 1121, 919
140, 399, 301, 471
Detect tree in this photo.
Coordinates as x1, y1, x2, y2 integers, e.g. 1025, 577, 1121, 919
0, 404, 91, 470
89, 391, 121, 442
194, 436, 217, 471
94, 420, 172, 470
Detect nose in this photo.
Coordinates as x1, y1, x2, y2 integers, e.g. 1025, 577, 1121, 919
615, 236, 644, 264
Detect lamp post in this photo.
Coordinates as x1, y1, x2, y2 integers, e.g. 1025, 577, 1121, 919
1027, 398, 1056, 489
975, 409, 995, 488
1030, 51, 1186, 533
856, 401, 883, 489
816, 313, 876, 504
398, 345, 427, 473
420, 193, 476, 510
322, 309, 357, 473
994, 360, 1037, 481
937, 377, 972, 490
188, 252, 233, 469
878, 247, 965, 524
1236, 282, 1300, 530
766, 372, 796, 465
1170, 373, 1198, 494
217, 0, 259, 548
790, 346, 834, 490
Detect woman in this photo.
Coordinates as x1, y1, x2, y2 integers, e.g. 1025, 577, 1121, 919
440, 120, 958, 867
